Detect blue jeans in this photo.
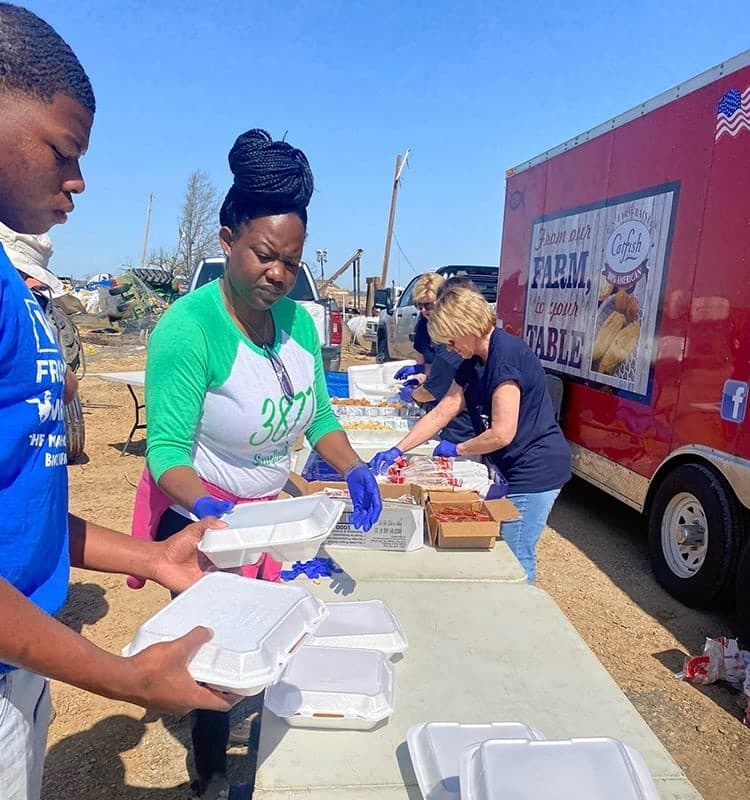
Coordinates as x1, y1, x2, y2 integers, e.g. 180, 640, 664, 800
502, 489, 561, 584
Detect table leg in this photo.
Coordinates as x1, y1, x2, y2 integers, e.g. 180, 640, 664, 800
121, 383, 147, 456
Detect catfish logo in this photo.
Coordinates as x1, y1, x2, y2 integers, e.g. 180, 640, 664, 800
26, 389, 64, 422
603, 220, 651, 287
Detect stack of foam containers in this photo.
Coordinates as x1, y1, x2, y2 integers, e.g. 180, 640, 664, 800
407, 721, 660, 800
121, 572, 329, 696
265, 599, 408, 730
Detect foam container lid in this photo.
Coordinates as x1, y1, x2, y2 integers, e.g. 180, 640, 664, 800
307, 600, 408, 654
459, 737, 660, 800
121, 572, 328, 695
407, 722, 544, 800
197, 494, 345, 568
265, 645, 395, 722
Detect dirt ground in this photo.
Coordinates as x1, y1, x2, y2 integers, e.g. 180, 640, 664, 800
43, 336, 749, 799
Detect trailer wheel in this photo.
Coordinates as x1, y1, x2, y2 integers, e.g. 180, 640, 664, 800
648, 463, 742, 607
737, 541, 750, 648
376, 327, 390, 363
64, 392, 86, 463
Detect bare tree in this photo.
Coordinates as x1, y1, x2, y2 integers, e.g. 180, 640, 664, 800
177, 170, 220, 276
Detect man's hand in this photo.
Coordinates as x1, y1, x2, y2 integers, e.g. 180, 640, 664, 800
150, 518, 228, 594
121, 627, 239, 714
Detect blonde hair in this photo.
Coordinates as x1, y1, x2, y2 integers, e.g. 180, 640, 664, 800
428, 286, 496, 342
413, 273, 445, 304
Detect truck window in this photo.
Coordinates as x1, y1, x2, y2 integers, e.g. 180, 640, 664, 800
287, 268, 316, 301
193, 261, 316, 301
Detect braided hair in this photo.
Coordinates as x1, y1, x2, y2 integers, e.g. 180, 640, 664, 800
219, 129, 314, 232
0, 3, 95, 113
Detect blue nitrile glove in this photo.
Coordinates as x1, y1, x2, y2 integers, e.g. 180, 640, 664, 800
394, 364, 425, 380
369, 447, 403, 475
432, 440, 459, 458
192, 496, 236, 519
398, 379, 419, 403
346, 465, 383, 532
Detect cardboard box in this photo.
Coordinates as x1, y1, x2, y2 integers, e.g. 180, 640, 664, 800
426, 497, 520, 550
283, 474, 424, 552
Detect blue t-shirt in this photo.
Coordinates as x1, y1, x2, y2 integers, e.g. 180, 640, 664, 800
422, 346, 474, 444
454, 329, 571, 493
413, 315, 439, 365
0, 244, 70, 673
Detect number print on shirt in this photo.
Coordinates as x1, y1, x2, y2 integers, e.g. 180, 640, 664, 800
247, 386, 315, 447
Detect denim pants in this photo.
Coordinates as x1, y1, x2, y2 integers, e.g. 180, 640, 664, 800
0, 669, 51, 800
502, 489, 561, 584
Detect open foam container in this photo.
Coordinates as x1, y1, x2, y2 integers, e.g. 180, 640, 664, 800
407, 722, 544, 800
307, 600, 408, 655
197, 494, 345, 568
265, 645, 395, 729
121, 572, 327, 695
459, 737, 659, 800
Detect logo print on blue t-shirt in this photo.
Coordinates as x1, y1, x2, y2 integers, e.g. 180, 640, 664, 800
720, 380, 748, 423
24, 298, 59, 354
26, 389, 55, 422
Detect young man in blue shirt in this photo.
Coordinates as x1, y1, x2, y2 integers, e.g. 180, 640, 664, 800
0, 6, 236, 798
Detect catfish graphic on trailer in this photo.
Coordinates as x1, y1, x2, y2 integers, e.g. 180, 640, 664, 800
524, 186, 677, 399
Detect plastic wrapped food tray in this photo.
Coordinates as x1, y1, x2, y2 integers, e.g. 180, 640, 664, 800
307, 600, 408, 654
265, 645, 395, 729
122, 572, 328, 695
407, 722, 544, 800
197, 494, 345, 568
459, 737, 659, 800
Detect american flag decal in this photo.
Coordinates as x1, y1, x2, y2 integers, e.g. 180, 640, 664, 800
715, 86, 750, 141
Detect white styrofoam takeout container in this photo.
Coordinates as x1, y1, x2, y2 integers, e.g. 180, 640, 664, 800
121, 572, 328, 696
459, 737, 660, 800
264, 645, 395, 729
197, 494, 346, 568
407, 722, 544, 800
348, 360, 415, 402
307, 600, 408, 655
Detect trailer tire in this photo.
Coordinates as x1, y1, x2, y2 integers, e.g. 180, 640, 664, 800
648, 463, 742, 608
65, 392, 86, 462
737, 541, 750, 648
376, 327, 390, 363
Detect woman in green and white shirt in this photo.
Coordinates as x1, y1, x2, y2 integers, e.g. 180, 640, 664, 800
139, 129, 382, 797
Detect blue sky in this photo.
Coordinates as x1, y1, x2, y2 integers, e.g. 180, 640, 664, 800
28, 1, 750, 285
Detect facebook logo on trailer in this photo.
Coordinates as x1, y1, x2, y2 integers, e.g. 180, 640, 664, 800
720, 380, 748, 423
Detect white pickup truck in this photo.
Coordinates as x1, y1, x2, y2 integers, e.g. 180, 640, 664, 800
188, 256, 342, 371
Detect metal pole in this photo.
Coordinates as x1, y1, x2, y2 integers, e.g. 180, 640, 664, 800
379, 155, 401, 288
139, 193, 153, 270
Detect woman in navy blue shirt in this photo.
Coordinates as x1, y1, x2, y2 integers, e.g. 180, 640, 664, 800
372, 286, 571, 582
394, 273, 443, 389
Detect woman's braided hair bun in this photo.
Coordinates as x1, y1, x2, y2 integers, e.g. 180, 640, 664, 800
220, 129, 314, 229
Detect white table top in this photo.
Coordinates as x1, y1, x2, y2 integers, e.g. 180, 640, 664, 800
317, 542, 527, 587
254, 581, 701, 799
94, 370, 146, 387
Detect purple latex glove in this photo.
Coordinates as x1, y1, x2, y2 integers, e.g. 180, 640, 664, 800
369, 447, 403, 475
394, 363, 425, 380
346, 466, 383, 532
192, 496, 235, 519
399, 378, 420, 403
432, 440, 458, 458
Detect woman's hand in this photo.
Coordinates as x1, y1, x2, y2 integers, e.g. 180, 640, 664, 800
150, 518, 229, 594
369, 447, 403, 475
192, 497, 235, 519
345, 466, 383, 532
398, 379, 420, 403
394, 364, 425, 380
432, 440, 458, 457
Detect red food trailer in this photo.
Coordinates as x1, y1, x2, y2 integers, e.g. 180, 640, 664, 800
496, 51, 750, 635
